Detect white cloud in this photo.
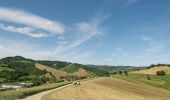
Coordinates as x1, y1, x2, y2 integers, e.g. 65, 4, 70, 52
0, 38, 51, 59
56, 41, 68, 44
53, 22, 104, 55
0, 5, 108, 64
0, 7, 65, 37
0, 24, 48, 38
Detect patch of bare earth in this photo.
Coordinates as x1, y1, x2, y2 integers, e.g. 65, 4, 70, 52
73, 68, 89, 77
43, 78, 170, 100
131, 66, 170, 75
35, 63, 68, 78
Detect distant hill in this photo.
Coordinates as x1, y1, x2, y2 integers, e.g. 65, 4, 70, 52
0, 56, 140, 83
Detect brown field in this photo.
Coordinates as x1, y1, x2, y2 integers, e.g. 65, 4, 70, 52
131, 66, 170, 75
35, 63, 68, 78
42, 78, 170, 100
73, 68, 89, 77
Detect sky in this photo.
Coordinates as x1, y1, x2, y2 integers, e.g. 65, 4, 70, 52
0, 0, 170, 66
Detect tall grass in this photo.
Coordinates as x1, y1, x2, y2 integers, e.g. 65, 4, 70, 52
0, 82, 71, 100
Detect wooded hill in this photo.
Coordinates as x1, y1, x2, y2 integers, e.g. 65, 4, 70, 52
0, 56, 138, 83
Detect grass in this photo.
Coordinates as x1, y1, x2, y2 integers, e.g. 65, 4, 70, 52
60, 65, 79, 73
113, 73, 170, 90
42, 77, 170, 100
0, 82, 71, 100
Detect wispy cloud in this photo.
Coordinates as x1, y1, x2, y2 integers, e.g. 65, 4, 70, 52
0, 24, 48, 38
53, 21, 105, 56
0, 7, 65, 38
56, 41, 68, 44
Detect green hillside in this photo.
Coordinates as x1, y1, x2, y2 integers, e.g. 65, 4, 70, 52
0, 56, 138, 84
60, 64, 80, 73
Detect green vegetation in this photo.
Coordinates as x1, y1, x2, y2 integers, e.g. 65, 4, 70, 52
0, 56, 144, 84
118, 71, 122, 75
148, 64, 170, 69
60, 64, 80, 73
0, 82, 71, 100
113, 73, 170, 90
124, 71, 128, 76
146, 74, 151, 80
83, 66, 108, 76
156, 70, 166, 76
0, 67, 14, 72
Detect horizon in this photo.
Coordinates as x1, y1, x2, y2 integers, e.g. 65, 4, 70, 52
0, 0, 170, 66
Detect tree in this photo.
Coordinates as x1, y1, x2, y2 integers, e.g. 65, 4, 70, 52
124, 71, 128, 76
156, 70, 166, 76
118, 71, 122, 75
106, 73, 110, 77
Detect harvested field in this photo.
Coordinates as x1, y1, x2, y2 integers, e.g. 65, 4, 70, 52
131, 66, 170, 75
35, 63, 68, 78
73, 68, 89, 77
42, 78, 170, 100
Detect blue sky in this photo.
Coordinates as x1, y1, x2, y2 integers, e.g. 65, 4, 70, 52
0, 0, 170, 66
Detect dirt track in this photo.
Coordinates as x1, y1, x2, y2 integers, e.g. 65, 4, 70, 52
20, 84, 71, 100
42, 78, 170, 100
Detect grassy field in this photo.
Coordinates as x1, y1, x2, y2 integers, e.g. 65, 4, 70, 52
42, 77, 170, 100
0, 82, 71, 100
113, 73, 170, 90
60, 65, 79, 73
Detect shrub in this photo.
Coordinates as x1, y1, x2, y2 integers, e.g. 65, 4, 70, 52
118, 71, 122, 75
111, 72, 117, 75
124, 71, 128, 76
156, 70, 166, 76
146, 75, 151, 80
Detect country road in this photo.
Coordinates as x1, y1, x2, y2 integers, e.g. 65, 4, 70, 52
20, 84, 72, 100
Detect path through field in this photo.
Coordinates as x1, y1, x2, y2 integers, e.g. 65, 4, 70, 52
43, 78, 170, 100
20, 84, 71, 100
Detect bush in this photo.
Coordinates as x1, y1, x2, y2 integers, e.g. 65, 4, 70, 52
118, 71, 122, 75
156, 70, 166, 76
111, 72, 117, 75
146, 75, 151, 80
124, 71, 128, 76
31, 77, 49, 86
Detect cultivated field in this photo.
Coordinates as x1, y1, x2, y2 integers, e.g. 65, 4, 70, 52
42, 78, 170, 100
35, 63, 68, 78
73, 68, 89, 77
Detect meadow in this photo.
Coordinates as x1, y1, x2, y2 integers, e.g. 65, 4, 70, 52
113, 73, 170, 90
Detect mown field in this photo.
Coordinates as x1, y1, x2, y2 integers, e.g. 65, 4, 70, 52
0, 82, 71, 100
42, 77, 170, 100
113, 73, 170, 90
